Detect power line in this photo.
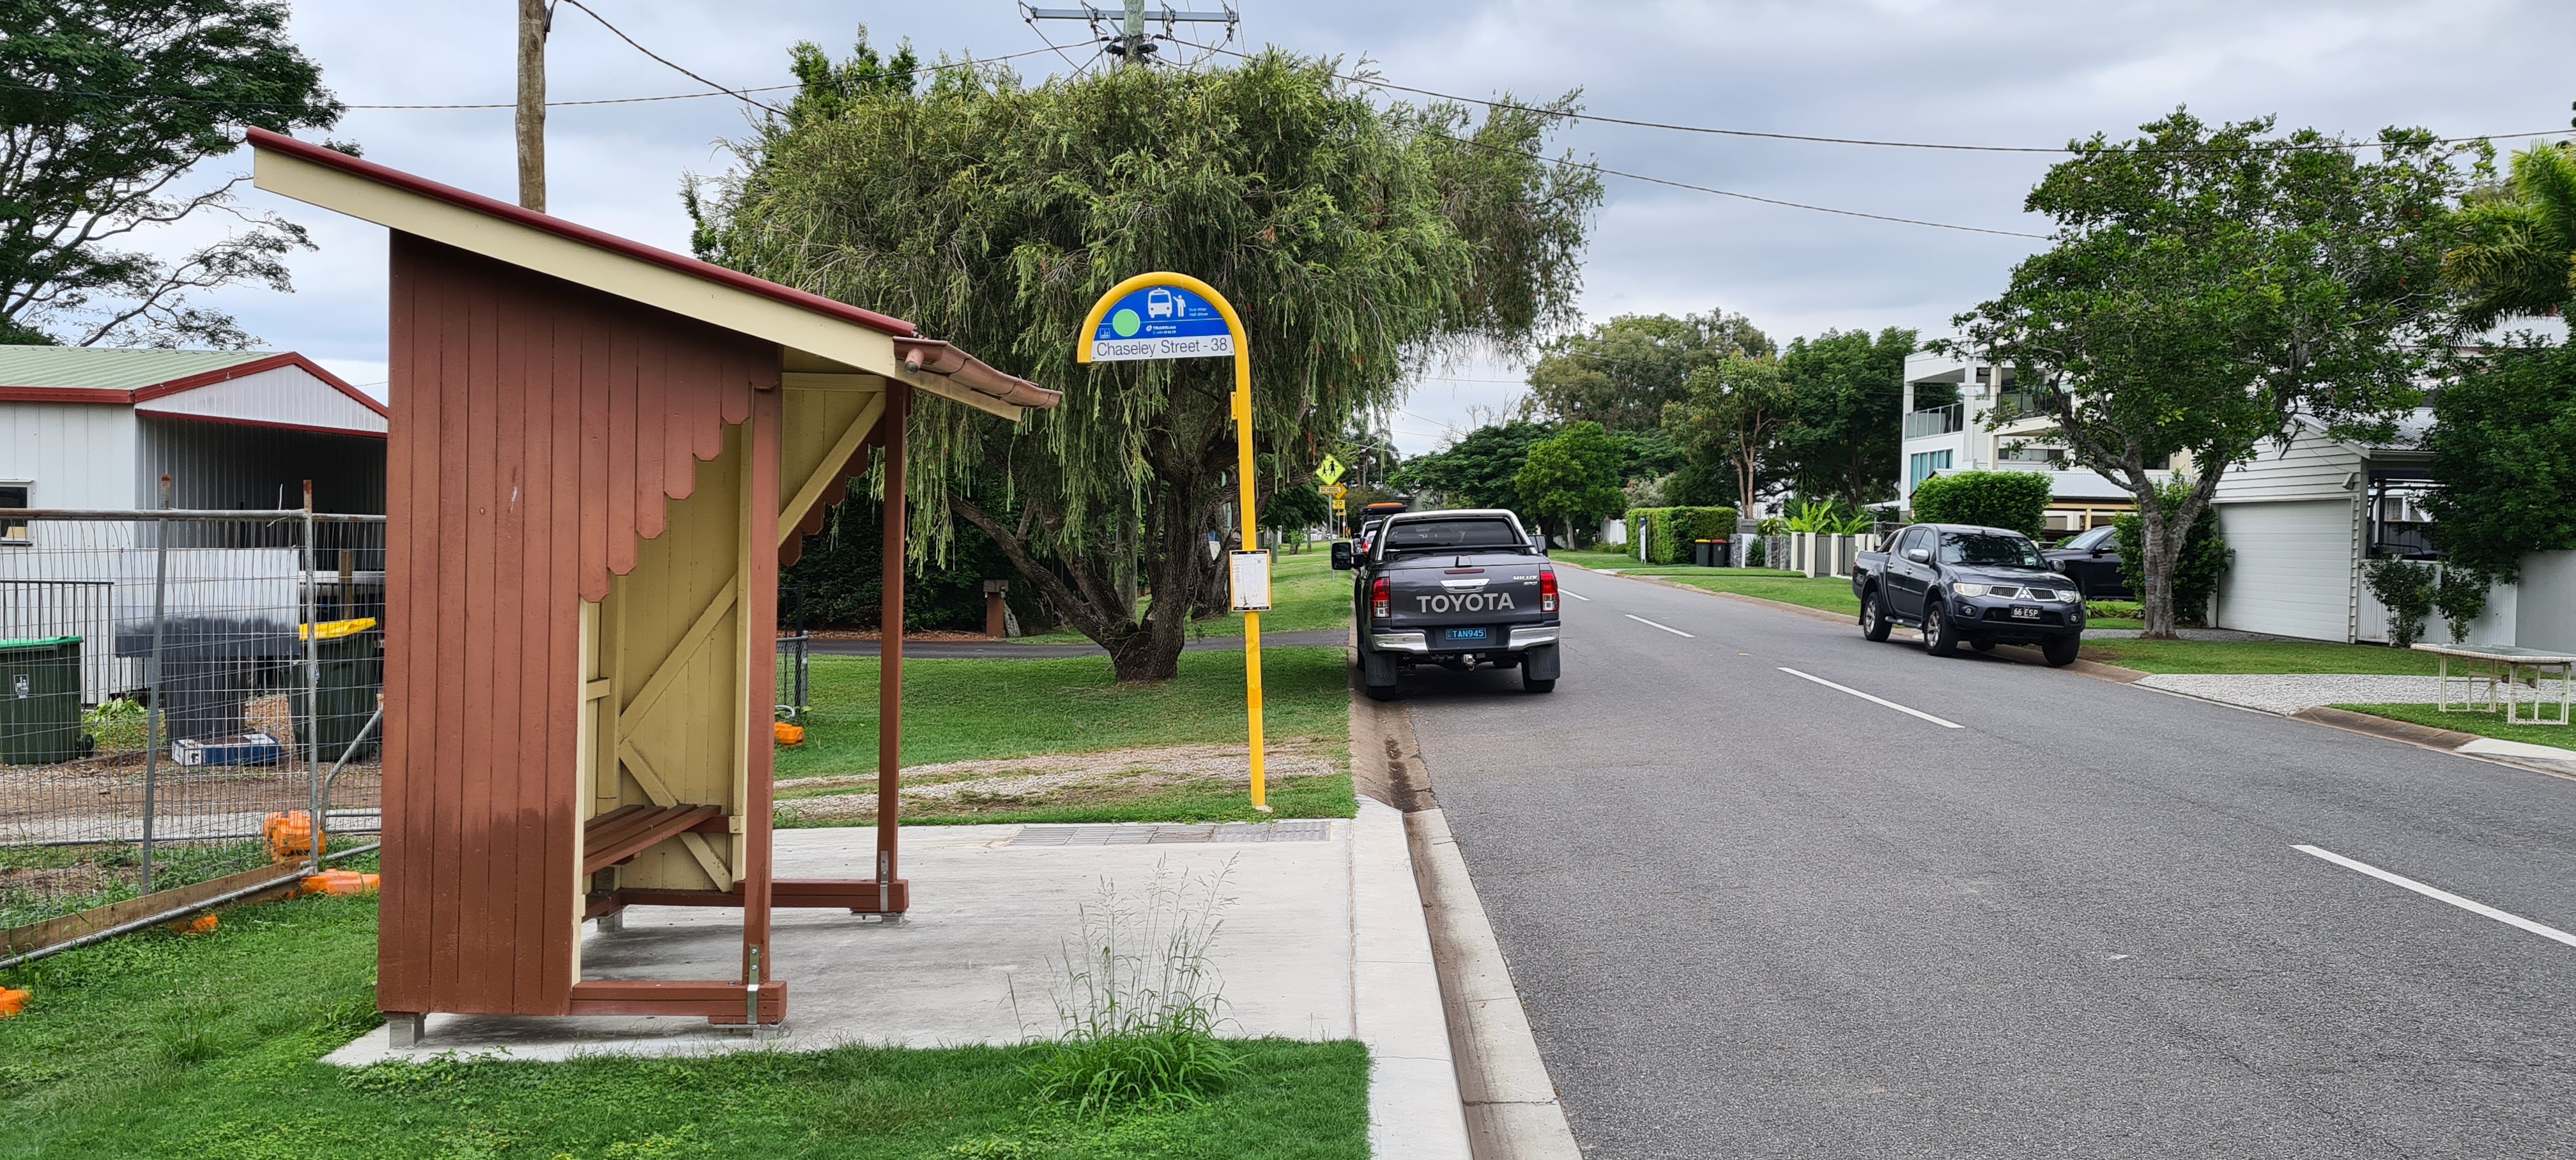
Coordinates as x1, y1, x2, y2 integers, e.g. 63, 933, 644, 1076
1208, 47, 2560, 156
0, 45, 1067, 113
1433, 125, 2051, 239
554, 0, 786, 115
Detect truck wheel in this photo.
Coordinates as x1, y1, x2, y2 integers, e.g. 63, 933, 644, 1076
1522, 671, 1555, 694
1859, 588, 1892, 642
2041, 636, 2082, 668
1922, 602, 1961, 657
1365, 682, 1402, 701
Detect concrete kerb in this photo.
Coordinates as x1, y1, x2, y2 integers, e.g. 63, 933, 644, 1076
1351, 680, 1581, 1160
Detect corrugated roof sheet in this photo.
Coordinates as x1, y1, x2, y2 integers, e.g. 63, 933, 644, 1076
0, 346, 275, 391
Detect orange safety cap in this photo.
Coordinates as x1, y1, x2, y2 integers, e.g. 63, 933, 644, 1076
0, 988, 28, 1017
169, 913, 219, 936
264, 811, 314, 862
773, 721, 806, 746
300, 870, 381, 897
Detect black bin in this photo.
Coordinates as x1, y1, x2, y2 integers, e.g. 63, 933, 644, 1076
291, 617, 383, 761
0, 636, 86, 765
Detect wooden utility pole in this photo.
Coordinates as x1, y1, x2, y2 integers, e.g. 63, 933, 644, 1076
516, 0, 551, 211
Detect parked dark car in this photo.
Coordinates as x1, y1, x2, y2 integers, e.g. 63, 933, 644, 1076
1850, 523, 2086, 666
1333, 509, 1560, 700
2043, 525, 2130, 599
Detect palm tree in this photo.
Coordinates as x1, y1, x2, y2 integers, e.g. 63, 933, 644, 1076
2444, 142, 2576, 330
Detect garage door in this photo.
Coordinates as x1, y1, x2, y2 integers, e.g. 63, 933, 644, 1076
2214, 500, 2356, 641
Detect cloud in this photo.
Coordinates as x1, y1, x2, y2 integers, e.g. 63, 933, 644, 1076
105, 1, 2561, 454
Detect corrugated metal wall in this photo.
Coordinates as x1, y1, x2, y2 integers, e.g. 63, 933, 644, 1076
378, 234, 780, 1018
139, 415, 387, 514
135, 361, 387, 434
0, 402, 141, 512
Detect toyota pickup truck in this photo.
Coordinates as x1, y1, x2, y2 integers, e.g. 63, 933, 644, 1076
1850, 523, 2086, 666
1333, 508, 1560, 700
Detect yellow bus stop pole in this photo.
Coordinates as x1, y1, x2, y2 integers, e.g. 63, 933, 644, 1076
1078, 273, 1268, 811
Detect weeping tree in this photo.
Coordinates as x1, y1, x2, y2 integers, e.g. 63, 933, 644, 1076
696, 44, 1598, 680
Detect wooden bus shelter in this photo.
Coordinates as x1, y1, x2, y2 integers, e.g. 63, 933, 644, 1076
247, 130, 1059, 1033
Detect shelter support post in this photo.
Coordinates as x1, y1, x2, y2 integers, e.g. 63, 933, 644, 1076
741, 383, 782, 1014
878, 381, 908, 919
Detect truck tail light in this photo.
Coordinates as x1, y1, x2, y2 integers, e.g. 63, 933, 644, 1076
1539, 567, 1558, 613
1371, 576, 1391, 620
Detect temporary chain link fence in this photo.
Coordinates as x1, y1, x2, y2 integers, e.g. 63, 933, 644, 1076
0, 509, 385, 933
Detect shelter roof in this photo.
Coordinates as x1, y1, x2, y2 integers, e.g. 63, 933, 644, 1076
0, 345, 388, 436
246, 130, 1057, 418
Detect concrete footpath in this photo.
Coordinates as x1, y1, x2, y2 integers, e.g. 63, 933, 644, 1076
328, 807, 1471, 1154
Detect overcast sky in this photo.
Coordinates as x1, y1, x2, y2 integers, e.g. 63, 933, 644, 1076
162, 1, 2571, 452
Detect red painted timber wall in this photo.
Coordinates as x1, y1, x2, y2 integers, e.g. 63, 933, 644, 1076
378, 234, 779, 1016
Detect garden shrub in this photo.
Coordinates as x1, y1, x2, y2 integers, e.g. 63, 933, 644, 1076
2364, 558, 2435, 646
1624, 507, 1739, 563
2433, 566, 2492, 643
2112, 481, 2230, 625
1907, 470, 2051, 538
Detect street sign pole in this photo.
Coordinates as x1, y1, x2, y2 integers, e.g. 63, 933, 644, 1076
1077, 272, 1273, 811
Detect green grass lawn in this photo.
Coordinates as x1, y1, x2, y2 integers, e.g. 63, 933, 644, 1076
0, 883, 1369, 1160
1552, 549, 1641, 570
1013, 550, 1349, 644
2334, 702, 2576, 752
774, 647, 1356, 825
1652, 573, 1862, 616
2079, 638, 2446, 675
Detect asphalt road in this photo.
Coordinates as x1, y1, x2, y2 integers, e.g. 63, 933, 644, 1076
1396, 567, 2576, 1159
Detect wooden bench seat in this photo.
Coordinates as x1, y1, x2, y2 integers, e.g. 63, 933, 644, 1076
583, 804, 724, 874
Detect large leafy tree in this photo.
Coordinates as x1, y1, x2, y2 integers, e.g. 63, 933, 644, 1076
0, 0, 342, 347
1662, 355, 1791, 513
699, 45, 1599, 680
1392, 419, 1552, 517
1953, 112, 2467, 638
2442, 142, 2575, 330
1512, 420, 1625, 545
2423, 339, 2576, 580
1521, 310, 1771, 431
1775, 326, 1915, 510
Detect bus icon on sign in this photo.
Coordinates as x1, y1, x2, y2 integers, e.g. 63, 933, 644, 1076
1147, 287, 1176, 319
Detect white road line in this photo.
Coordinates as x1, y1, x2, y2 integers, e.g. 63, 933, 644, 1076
1624, 613, 1694, 637
2294, 844, 2576, 949
1563, 590, 1591, 601
1776, 667, 1963, 728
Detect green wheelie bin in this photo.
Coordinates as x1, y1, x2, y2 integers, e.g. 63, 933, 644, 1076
0, 636, 86, 765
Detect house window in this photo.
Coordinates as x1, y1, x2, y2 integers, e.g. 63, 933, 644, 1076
1907, 450, 1952, 494
0, 483, 26, 544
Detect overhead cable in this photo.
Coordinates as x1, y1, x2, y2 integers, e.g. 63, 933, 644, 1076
1206, 45, 2556, 155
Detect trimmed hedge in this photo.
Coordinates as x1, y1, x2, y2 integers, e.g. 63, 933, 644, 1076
1623, 506, 1740, 564
1907, 471, 2050, 538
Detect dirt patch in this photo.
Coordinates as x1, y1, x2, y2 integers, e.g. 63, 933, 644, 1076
774, 740, 1340, 823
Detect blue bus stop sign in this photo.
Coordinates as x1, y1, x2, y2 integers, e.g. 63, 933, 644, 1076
1089, 284, 1236, 362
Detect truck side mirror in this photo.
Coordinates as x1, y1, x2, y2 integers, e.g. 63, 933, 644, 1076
1528, 534, 1547, 554
1331, 542, 1354, 570
2090, 546, 2108, 557
1905, 548, 1931, 563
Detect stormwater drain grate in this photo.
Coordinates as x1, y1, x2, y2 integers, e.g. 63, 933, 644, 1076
1007, 820, 1336, 847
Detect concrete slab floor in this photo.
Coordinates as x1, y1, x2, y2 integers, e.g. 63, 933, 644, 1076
327, 821, 1356, 1064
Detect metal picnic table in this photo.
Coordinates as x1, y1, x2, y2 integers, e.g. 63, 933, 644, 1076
2411, 643, 2576, 726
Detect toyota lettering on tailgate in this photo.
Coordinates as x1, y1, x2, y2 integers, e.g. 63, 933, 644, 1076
1416, 592, 1517, 613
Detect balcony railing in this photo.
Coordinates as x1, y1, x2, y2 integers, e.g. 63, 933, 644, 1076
1903, 402, 1963, 439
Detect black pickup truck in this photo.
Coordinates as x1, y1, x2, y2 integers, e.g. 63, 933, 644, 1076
1850, 523, 2087, 666
1333, 509, 1561, 700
